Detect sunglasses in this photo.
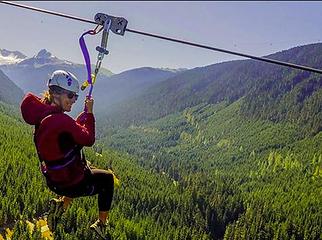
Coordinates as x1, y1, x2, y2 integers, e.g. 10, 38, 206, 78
64, 91, 78, 100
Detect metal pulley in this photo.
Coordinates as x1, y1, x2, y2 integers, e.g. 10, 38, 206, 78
80, 13, 128, 92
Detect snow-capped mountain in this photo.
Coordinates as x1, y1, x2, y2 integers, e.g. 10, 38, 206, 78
0, 48, 185, 117
0, 49, 27, 65
18, 49, 73, 68
0, 48, 113, 116
0, 49, 113, 95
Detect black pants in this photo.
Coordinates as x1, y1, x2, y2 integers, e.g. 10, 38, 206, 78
48, 166, 114, 211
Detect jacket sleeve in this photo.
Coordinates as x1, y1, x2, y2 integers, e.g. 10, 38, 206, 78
62, 113, 95, 147
75, 111, 87, 125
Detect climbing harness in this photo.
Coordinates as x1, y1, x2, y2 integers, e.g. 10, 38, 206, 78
33, 119, 88, 188
79, 13, 127, 112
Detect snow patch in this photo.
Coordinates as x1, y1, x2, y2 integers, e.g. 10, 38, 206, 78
0, 49, 27, 65
0, 54, 25, 65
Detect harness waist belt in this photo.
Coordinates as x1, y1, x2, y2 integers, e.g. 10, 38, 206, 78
44, 148, 82, 170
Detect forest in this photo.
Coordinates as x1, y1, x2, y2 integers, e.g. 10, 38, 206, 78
0, 95, 321, 239
0, 43, 321, 239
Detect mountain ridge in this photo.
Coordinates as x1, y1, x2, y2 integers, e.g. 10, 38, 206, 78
97, 42, 322, 135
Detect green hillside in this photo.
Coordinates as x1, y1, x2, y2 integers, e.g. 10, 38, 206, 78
0, 102, 211, 239
95, 43, 322, 239
0, 42, 321, 239
0, 70, 23, 106
97, 43, 322, 136
100, 99, 322, 239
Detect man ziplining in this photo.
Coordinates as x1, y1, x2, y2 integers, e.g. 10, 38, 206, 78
19, 12, 127, 240
20, 70, 117, 239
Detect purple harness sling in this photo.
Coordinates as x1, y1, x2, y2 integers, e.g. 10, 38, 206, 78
79, 22, 109, 114
79, 30, 95, 98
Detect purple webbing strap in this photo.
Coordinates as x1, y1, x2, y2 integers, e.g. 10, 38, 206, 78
79, 30, 95, 113
79, 30, 94, 86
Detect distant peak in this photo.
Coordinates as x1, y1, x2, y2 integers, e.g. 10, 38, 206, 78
0, 49, 27, 65
35, 49, 52, 59
0, 49, 27, 59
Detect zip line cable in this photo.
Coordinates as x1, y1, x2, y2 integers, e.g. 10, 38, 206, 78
1, 1, 97, 25
1, 0, 322, 75
124, 28, 322, 74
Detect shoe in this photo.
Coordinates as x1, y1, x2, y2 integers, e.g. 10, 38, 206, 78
90, 219, 111, 240
47, 198, 64, 232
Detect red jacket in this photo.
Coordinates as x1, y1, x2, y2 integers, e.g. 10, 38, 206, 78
20, 92, 95, 162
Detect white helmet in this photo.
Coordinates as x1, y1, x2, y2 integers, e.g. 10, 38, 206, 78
48, 70, 79, 93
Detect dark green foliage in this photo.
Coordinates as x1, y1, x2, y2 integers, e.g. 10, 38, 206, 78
100, 99, 322, 239
1, 43, 322, 239
0, 102, 210, 239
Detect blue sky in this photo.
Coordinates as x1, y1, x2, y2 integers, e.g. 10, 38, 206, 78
0, 1, 322, 73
